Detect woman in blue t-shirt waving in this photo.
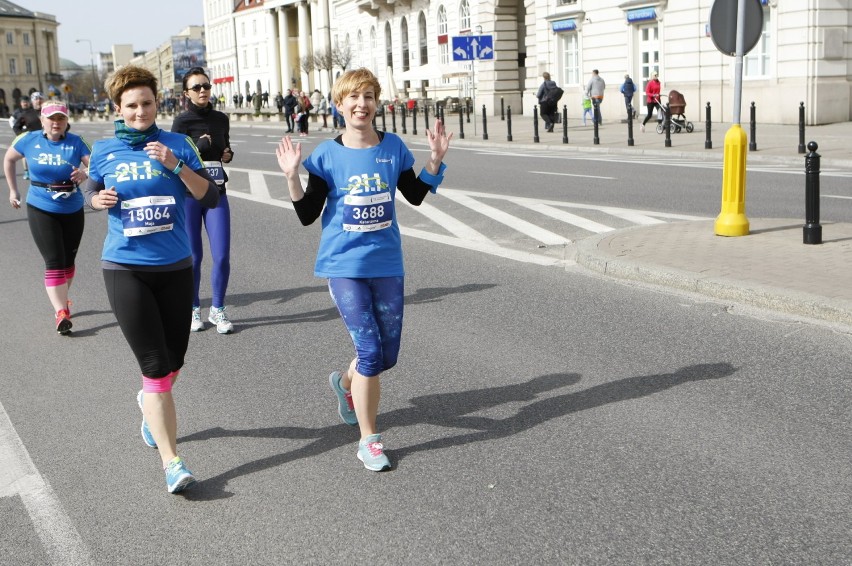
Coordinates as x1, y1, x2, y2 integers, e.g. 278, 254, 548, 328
275, 68, 452, 472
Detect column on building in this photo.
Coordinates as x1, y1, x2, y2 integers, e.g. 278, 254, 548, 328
316, 0, 332, 94
277, 7, 292, 92
266, 8, 282, 96
297, 1, 310, 91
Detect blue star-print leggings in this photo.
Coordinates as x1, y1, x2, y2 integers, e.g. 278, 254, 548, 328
328, 276, 404, 377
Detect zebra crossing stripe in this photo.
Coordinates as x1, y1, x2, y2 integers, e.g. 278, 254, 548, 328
439, 192, 571, 246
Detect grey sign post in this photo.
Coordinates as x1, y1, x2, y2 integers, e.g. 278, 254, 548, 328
709, 0, 763, 124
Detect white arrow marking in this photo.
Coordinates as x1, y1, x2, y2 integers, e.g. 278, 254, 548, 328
454, 47, 468, 59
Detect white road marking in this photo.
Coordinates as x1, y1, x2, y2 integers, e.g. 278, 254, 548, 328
0, 402, 91, 564
398, 198, 492, 242
439, 191, 571, 246
530, 170, 617, 180
518, 202, 613, 234
248, 170, 270, 200
401, 227, 572, 266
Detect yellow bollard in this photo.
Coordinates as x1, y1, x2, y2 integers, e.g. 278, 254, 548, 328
715, 124, 750, 236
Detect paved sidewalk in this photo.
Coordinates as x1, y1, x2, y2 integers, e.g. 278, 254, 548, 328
229, 108, 852, 326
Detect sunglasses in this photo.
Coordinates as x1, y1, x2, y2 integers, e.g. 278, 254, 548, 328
188, 83, 212, 92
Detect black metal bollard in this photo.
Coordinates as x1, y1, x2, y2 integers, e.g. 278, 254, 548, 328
501, 97, 505, 120
798, 102, 806, 154
562, 105, 569, 144
465, 103, 470, 124
458, 106, 464, 139
507, 106, 513, 141
627, 103, 634, 146
593, 104, 600, 145
705, 102, 712, 149
411, 106, 417, 136
401, 106, 407, 134
482, 105, 488, 140
391, 106, 397, 133
424, 104, 429, 128
803, 141, 822, 245
381, 106, 386, 132
533, 106, 540, 143
439, 105, 445, 125
749, 102, 757, 151
664, 103, 672, 147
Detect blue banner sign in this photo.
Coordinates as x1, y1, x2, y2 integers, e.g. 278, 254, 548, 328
627, 7, 657, 23
551, 19, 577, 32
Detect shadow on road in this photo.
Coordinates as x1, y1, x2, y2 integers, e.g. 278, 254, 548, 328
176, 362, 735, 501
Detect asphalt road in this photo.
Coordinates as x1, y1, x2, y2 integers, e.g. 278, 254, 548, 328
1, 120, 850, 565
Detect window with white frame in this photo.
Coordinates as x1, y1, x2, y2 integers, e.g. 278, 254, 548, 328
9, 58, 16, 74
459, 0, 471, 32
438, 6, 448, 35
371, 27, 378, 75
357, 30, 363, 68
23, 32, 29, 46
25, 58, 32, 74
385, 22, 393, 69
559, 32, 579, 86
418, 12, 428, 65
6, 32, 12, 45
744, 8, 770, 77
401, 18, 410, 71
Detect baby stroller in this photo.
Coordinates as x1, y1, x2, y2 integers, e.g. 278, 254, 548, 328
656, 90, 694, 134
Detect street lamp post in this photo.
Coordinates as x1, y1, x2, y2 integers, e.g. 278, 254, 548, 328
76, 38, 98, 105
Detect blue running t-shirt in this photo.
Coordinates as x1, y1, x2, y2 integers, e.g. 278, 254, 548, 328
302, 133, 415, 278
88, 130, 204, 266
12, 131, 90, 213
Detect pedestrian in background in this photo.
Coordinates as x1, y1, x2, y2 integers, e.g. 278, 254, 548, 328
620, 74, 636, 118
83, 64, 219, 494
4, 101, 90, 334
171, 66, 236, 335
581, 93, 594, 126
283, 89, 297, 133
535, 72, 559, 133
275, 67, 452, 472
586, 69, 606, 124
641, 72, 662, 133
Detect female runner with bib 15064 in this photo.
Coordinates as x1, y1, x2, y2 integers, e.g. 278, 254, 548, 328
83, 65, 219, 494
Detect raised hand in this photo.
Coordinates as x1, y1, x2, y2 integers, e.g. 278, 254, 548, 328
275, 135, 302, 178
425, 118, 452, 162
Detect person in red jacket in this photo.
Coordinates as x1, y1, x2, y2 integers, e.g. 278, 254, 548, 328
641, 72, 661, 132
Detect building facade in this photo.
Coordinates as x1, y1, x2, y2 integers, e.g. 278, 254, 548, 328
203, 0, 851, 124
0, 1, 61, 113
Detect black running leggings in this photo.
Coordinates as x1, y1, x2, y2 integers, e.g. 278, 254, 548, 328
643, 102, 661, 126
27, 204, 84, 271
103, 267, 193, 378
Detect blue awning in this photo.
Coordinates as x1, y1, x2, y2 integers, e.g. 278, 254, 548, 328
551, 19, 577, 32
627, 7, 657, 23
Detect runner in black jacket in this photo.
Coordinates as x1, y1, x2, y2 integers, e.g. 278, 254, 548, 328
171, 67, 236, 334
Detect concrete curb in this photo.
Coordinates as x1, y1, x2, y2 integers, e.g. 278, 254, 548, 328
574, 225, 852, 327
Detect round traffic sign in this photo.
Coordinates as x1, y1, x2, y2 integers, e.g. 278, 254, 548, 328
709, 0, 764, 56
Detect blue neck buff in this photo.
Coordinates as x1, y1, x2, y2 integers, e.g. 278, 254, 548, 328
114, 119, 159, 147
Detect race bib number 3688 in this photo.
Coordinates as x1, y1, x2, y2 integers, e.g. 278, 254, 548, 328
342, 192, 392, 232
120, 195, 177, 237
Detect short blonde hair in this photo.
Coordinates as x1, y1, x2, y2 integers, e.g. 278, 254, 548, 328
105, 65, 158, 105
331, 68, 381, 106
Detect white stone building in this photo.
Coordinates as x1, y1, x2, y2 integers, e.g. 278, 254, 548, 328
203, 0, 851, 124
